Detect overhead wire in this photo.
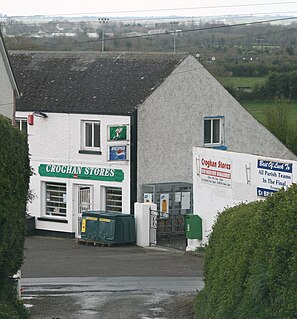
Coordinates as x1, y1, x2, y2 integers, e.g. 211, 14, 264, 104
6, 1, 297, 17
5, 9, 297, 24
164, 27, 297, 53
4, 15, 297, 51
1, 2, 297, 107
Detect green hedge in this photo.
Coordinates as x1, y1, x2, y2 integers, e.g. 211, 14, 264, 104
195, 184, 297, 319
0, 115, 31, 318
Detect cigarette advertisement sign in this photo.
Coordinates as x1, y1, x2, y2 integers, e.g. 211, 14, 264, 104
257, 159, 293, 197
199, 156, 232, 188
144, 193, 154, 203
160, 193, 169, 219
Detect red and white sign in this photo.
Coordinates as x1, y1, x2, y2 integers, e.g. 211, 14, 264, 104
199, 156, 232, 188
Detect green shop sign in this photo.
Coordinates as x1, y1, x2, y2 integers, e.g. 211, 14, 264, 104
109, 125, 127, 141
38, 164, 124, 182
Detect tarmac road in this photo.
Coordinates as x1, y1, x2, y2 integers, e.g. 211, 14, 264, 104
21, 237, 204, 318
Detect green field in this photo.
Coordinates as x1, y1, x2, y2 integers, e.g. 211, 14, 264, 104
219, 77, 267, 88
241, 100, 297, 125
218, 76, 297, 125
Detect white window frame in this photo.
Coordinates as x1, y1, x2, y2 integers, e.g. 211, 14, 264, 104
44, 182, 67, 217
81, 120, 101, 151
15, 118, 28, 134
204, 116, 224, 147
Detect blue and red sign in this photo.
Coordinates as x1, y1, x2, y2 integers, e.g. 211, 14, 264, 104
109, 146, 127, 161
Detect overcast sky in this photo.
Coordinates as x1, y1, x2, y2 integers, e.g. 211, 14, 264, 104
1, 0, 297, 17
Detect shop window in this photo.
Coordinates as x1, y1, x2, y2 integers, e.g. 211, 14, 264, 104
15, 118, 28, 134
106, 187, 122, 213
45, 182, 67, 217
204, 116, 224, 146
80, 120, 101, 153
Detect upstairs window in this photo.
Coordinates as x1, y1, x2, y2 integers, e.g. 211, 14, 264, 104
204, 116, 224, 146
15, 118, 28, 134
81, 121, 101, 152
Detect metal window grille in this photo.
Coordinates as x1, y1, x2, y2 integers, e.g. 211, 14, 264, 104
45, 182, 67, 217
106, 187, 122, 213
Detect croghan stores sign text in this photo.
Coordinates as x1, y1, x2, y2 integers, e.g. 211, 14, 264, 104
39, 164, 124, 182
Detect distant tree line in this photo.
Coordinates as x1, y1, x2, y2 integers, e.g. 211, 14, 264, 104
224, 70, 297, 102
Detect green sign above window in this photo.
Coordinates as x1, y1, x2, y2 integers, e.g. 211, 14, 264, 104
38, 164, 124, 182
109, 125, 127, 141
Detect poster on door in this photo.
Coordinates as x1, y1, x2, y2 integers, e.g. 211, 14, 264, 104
257, 159, 293, 197
160, 194, 169, 219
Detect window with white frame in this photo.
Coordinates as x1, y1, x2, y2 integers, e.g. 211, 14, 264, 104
15, 118, 28, 134
106, 187, 122, 213
204, 117, 224, 146
81, 120, 100, 151
45, 182, 67, 217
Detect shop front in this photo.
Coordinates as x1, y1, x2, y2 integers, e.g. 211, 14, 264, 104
28, 162, 130, 237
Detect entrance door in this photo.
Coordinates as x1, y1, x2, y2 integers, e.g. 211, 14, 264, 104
77, 185, 94, 237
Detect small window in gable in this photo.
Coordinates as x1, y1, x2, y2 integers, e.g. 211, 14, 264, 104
204, 116, 224, 146
81, 120, 101, 153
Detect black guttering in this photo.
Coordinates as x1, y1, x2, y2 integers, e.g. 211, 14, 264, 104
130, 109, 138, 215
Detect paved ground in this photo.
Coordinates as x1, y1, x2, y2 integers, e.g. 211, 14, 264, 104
21, 236, 204, 318
22, 236, 204, 278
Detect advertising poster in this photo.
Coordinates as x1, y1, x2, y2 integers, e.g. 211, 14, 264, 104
109, 125, 127, 141
175, 192, 181, 203
200, 156, 232, 188
109, 145, 127, 161
257, 159, 293, 197
160, 193, 169, 219
144, 193, 154, 203
181, 192, 191, 210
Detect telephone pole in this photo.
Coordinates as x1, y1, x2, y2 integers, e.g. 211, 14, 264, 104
98, 17, 109, 52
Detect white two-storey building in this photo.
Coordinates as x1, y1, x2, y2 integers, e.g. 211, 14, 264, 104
10, 51, 296, 246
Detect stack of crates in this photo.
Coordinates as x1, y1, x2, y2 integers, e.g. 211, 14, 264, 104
81, 211, 136, 245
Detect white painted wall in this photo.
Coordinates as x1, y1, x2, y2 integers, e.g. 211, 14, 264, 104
189, 147, 297, 250
134, 202, 157, 247
17, 111, 131, 235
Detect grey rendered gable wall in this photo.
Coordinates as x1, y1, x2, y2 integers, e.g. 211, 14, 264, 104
0, 32, 19, 119
136, 55, 296, 201
0, 51, 13, 118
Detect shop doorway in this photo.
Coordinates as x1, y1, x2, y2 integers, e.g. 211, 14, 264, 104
76, 185, 94, 237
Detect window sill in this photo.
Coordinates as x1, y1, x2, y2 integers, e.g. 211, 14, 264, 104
37, 217, 68, 223
79, 150, 102, 155
204, 144, 227, 150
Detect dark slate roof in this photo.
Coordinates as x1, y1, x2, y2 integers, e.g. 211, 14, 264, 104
9, 51, 188, 115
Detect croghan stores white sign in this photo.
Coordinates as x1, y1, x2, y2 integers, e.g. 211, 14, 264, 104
257, 159, 293, 197
199, 156, 232, 188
